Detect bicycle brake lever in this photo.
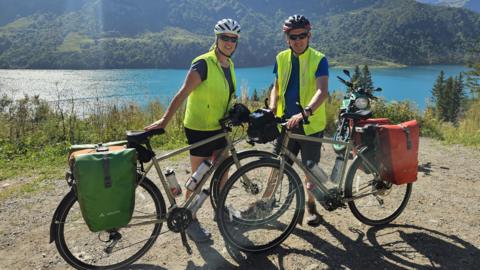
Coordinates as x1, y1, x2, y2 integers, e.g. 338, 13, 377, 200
180, 230, 192, 255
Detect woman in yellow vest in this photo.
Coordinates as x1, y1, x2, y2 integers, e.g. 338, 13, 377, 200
145, 18, 241, 243
269, 15, 329, 227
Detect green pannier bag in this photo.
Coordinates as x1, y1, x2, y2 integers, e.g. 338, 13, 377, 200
71, 145, 137, 232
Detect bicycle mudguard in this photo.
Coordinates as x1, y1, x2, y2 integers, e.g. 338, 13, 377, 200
50, 189, 75, 243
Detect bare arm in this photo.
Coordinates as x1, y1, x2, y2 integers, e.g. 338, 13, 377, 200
306, 75, 329, 113
286, 75, 329, 129
144, 70, 202, 130
269, 78, 279, 113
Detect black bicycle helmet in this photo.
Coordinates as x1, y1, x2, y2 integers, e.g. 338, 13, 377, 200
282, 14, 311, 32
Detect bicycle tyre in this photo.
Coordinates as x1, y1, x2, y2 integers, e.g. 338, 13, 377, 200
345, 151, 412, 226
216, 158, 304, 253
51, 176, 165, 270
209, 149, 277, 210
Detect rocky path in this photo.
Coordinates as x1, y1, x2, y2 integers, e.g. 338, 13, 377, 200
0, 137, 479, 269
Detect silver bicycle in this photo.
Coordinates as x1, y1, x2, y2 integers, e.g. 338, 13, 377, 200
49, 113, 275, 269
216, 110, 413, 253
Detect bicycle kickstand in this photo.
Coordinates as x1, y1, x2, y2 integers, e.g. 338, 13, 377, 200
180, 230, 192, 254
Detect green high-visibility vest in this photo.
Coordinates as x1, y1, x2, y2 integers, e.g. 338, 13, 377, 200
276, 47, 326, 135
184, 50, 236, 131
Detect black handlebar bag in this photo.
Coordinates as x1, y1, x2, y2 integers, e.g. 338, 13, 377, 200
247, 109, 280, 143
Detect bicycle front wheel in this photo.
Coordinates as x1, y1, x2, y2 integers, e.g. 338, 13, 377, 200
51, 177, 165, 270
345, 153, 412, 226
210, 150, 277, 210
216, 158, 304, 253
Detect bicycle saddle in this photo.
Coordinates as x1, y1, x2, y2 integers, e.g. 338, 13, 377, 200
126, 129, 164, 144
341, 110, 372, 121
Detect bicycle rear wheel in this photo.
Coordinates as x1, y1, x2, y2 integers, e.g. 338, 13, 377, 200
345, 153, 412, 226
216, 158, 304, 253
51, 177, 165, 270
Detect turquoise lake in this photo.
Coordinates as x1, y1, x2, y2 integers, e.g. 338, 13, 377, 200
0, 65, 468, 111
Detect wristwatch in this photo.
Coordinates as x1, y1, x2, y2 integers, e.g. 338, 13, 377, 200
304, 106, 313, 116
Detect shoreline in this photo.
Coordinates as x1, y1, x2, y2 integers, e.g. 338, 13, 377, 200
0, 63, 470, 71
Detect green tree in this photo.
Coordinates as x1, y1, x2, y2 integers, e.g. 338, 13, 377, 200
452, 73, 466, 124
464, 40, 480, 100
465, 62, 480, 100
352, 65, 362, 89
362, 65, 374, 93
431, 70, 445, 117
435, 74, 465, 124
443, 77, 455, 122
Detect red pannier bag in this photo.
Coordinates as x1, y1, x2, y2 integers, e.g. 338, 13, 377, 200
353, 118, 392, 146
375, 120, 420, 185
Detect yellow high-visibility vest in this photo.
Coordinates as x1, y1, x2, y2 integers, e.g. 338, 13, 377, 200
184, 50, 236, 131
276, 47, 326, 134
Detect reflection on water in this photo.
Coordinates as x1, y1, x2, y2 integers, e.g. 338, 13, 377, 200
0, 65, 468, 110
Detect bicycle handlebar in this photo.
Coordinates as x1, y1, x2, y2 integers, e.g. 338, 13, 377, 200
275, 104, 311, 130
295, 102, 310, 125
126, 128, 165, 145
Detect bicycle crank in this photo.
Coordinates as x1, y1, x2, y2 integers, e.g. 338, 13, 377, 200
320, 188, 346, 211
167, 208, 193, 233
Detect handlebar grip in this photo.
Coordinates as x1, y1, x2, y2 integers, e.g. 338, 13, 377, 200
295, 102, 309, 125
126, 129, 164, 144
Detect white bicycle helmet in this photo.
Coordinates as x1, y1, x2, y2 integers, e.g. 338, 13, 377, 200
214, 18, 241, 37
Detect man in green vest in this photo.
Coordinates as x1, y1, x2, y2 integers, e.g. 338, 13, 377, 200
269, 14, 329, 227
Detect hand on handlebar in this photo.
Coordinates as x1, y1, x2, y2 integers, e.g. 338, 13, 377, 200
286, 113, 304, 129
144, 118, 167, 131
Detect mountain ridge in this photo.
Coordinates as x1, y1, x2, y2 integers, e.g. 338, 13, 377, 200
416, 0, 479, 12
0, 0, 479, 68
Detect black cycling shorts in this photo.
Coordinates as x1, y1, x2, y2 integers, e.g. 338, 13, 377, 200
274, 125, 324, 166
184, 127, 227, 157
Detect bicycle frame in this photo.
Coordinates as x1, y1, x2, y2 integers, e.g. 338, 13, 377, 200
272, 126, 380, 204
129, 127, 247, 227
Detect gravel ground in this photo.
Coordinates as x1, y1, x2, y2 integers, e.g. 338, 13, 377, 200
0, 137, 479, 269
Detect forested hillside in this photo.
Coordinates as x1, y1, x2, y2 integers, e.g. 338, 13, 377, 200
0, 0, 479, 68
416, 0, 480, 12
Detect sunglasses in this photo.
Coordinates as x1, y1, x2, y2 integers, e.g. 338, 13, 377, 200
288, 32, 309, 41
219, 35, 238, 43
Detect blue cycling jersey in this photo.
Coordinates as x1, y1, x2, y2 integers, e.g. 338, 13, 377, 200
273, 55, 328, 117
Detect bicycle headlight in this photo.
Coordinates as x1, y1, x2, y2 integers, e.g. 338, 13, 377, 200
354, 97, 369, 110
